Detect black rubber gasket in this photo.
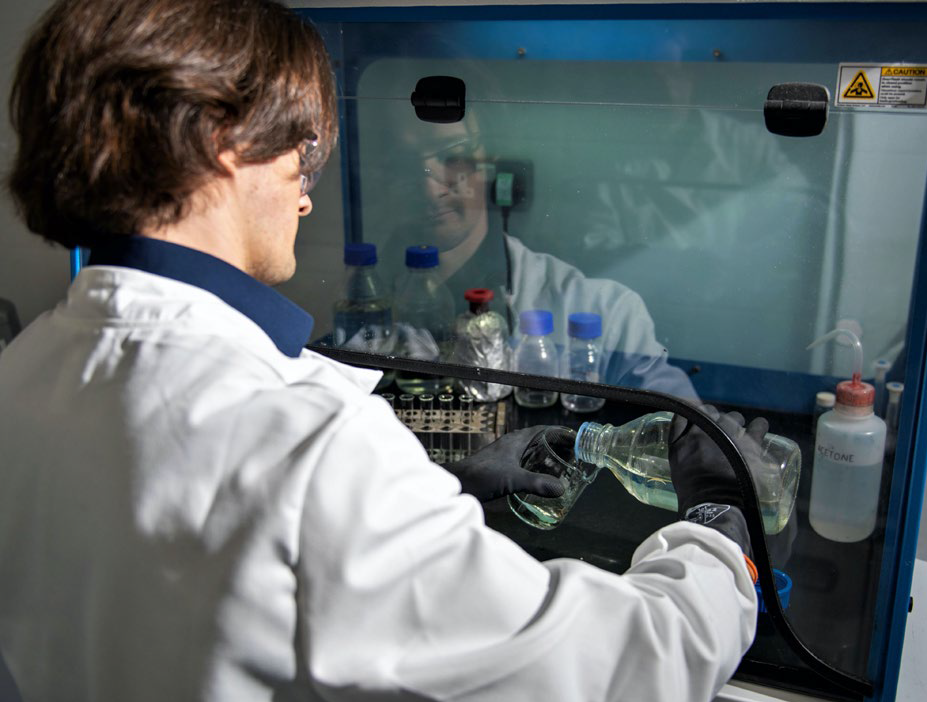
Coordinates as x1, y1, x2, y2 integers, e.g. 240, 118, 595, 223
310, 346, 874, 698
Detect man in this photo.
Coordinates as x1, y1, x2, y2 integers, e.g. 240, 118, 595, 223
0, 1, 760, 700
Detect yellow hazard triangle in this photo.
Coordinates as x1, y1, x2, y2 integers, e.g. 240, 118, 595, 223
843, 71, 875, 100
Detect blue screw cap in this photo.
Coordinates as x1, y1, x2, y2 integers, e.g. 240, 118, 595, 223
568, 313, 602, 339
755, 569, 793, 613
344, 242, 377, 266
405, 244, 439, 269
519, 309, 554, 336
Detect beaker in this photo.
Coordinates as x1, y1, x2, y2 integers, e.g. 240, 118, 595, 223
508, 426, 598, 530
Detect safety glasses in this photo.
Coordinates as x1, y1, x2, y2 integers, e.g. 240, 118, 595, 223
298, 135, 321, 195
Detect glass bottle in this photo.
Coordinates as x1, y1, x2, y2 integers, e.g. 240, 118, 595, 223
394, 245, 454, 395
513, 309, 559, 408
332, 242, 394, 390
560, 313, 606, 413
509, 411, 801, 535
451, 288, 512, 401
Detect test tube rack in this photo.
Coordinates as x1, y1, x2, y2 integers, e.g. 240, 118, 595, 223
381, 393, 506, 464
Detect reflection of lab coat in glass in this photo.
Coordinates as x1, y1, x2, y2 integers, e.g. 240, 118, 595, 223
0, 266, 754, 701
505, 234, 698, 401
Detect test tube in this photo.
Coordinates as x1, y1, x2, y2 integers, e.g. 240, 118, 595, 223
459, 394, 473, 457
438, 394, 455, 461
873, 359, 891, 417
399, 394, 415, 429
419, 394, 435, 456
380, 392, 395, 409
438, 393, 455, 417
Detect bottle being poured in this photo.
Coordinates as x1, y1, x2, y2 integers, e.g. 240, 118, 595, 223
807, 328, 886, 542
509, 411, 801, 535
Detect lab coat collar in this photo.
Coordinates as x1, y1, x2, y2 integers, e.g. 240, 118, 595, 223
87, 236, 314, 358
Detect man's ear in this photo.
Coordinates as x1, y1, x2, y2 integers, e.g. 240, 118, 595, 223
214, 125, 239, 177
216, 148, 238, 177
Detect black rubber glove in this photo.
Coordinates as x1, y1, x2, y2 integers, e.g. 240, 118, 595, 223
443, 427, 566, 503
669, 406, 769, 556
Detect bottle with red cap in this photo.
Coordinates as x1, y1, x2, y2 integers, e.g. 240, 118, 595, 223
450, 288, 512, 401
807, 328, 887, 542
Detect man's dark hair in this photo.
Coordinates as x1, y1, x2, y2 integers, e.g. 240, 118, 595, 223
7, 0, 337, 249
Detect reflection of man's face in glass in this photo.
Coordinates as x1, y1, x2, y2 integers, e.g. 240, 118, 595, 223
398, 119, 489, 252
422, 144, 488, 250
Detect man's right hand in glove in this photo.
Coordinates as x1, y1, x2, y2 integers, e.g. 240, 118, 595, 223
669, 406, 769, 563
443, 427, 566, 503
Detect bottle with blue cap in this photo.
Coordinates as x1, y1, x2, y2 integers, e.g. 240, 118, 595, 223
560, 313, 606, 413
333, 242, 394, 390
513, 309, 559, 408
394, 244, 455, 395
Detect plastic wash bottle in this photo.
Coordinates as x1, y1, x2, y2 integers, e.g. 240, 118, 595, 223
807, 328, 886, 542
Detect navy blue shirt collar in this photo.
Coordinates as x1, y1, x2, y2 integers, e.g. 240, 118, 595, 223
87, 237, 314, 358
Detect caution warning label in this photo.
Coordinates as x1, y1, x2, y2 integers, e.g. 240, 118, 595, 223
837, 64, 927, 108
843, 71, 875, 100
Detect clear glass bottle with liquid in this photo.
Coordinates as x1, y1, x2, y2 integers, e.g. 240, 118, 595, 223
509, 411, 801, 535
394, 245, 454, 395
513, 309, 558, 408
451, 288, 512, 401
560, 313, 606, 413
333, 242, 394, 390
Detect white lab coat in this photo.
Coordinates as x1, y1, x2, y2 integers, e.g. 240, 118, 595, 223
0, 266, 755, 702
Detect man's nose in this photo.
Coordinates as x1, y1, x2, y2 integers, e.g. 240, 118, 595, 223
424, 168, 452, 197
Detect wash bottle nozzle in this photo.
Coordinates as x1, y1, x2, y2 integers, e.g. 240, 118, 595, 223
806, 328, 874, 409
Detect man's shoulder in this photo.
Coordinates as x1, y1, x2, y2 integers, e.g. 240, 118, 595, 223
56, 267, 383, 420
505, 234, 642, 302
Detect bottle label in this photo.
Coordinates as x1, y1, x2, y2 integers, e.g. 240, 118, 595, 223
814, 439, 883, 466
